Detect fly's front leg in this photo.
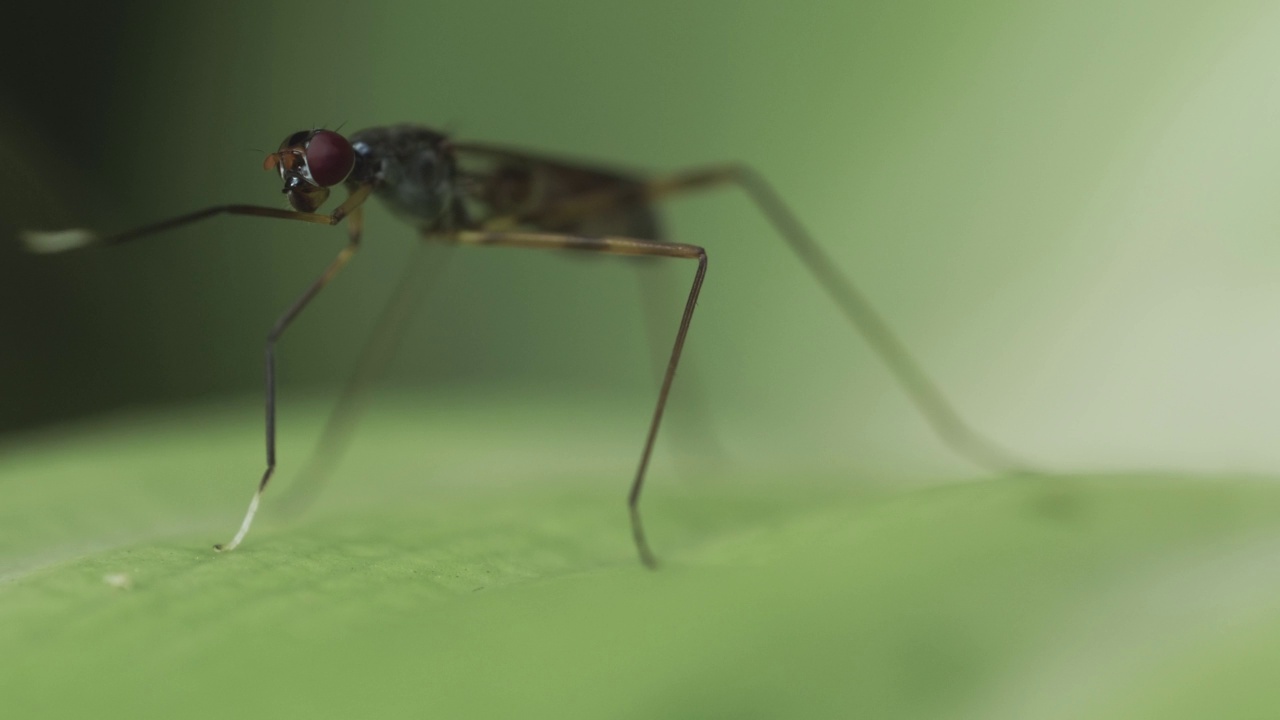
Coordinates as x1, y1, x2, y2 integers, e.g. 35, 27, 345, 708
214, 205, 366, 552
19, 179, 374, 551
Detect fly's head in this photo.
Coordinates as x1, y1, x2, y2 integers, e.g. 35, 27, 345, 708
263, 129, 355, 212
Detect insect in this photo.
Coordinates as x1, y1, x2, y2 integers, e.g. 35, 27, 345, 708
22, 124, 1034, 567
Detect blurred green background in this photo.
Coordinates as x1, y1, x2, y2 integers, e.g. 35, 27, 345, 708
1, 0, 1275, 476
5, 1, 1280, 718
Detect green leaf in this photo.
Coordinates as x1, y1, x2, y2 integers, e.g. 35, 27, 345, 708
4, 398, 1280, 718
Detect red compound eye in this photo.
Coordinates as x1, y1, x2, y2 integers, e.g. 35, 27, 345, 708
305, 130, 355, 187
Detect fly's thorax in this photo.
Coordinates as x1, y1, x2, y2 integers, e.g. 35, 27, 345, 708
347, 125, 458, 231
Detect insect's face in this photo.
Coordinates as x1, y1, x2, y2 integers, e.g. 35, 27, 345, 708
263, 129, 355, 213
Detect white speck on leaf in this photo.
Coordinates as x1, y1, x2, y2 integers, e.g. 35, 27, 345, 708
103, 573, 133, 590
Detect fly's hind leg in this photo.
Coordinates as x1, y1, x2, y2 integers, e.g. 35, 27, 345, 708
643, 166, 1038, 476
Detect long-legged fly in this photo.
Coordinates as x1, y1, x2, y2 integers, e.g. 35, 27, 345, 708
22, 124, 1035, 567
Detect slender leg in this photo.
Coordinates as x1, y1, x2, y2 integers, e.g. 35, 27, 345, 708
452, 230, 708, 569
214, 206, 365, 552
633, 261, 726, 468
275, 241, 456, 517
640, 166, 1037, 475
21, 184, 374, 253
